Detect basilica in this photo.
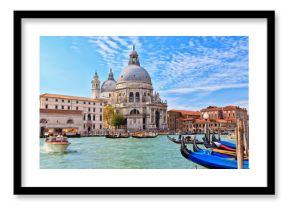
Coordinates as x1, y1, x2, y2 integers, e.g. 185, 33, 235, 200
40, 45, 167, 136
98, 45, 168, 131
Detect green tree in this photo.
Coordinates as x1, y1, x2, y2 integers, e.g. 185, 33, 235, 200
111, 113, 126, 129
103, 105, 115, 128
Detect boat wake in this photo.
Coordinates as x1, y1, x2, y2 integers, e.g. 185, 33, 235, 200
40, 144, 77, 154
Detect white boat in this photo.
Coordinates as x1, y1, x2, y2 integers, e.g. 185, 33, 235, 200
44, 136, 71, 152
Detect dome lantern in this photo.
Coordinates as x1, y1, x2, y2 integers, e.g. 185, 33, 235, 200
128, 44, 140, 66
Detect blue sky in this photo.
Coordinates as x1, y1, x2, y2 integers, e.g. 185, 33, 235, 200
40, 36, 248, 111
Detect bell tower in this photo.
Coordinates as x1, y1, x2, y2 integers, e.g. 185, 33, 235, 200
92, 71, 100, 99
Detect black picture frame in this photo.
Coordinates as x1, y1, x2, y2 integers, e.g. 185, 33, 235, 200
14, 10, 275, 195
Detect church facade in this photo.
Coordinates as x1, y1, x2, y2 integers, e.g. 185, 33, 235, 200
39, 45, 167, 136
100, 46, 168, 131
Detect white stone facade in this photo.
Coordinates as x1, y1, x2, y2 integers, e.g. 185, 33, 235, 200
40, 45, 168, 135
102, 46, 168, 131
39, 94, 105, 136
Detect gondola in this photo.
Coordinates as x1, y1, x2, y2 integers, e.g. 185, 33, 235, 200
131, 132, 158, 138
167, 135, 203, 145
105, 134, 129, 138
180, 137, 249, 169
211, 134, 236, 149
131, 135, 157, 138
193, 137, 248, 159
203, 136, 236, 151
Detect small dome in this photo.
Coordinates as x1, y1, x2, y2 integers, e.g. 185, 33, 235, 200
101, 67, 116, 92
117, 64, 152, 84
101, 79, 116, 92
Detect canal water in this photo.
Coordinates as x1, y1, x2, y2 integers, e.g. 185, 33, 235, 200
40, 134, 230, 169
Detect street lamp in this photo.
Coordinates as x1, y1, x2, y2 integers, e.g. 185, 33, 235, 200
203, 113, 210, 141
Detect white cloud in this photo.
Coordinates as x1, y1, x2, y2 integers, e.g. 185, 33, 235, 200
159, 83, 248, 94
85, 36, 248, 109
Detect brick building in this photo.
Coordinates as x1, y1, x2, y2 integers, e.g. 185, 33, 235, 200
167, 110, 200, 132
167, 106, 248, 133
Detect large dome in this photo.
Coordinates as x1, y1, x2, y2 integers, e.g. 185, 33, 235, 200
116, 45, 152, 85
117, 64, 152, 84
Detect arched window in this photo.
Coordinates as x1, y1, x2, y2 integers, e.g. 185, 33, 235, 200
129, 92, 134, 102
40, 119, 47, 124
67, 119, 74, 124
135, 92, 140, 102
130, 109, 140, 115
88, 114, 91, 121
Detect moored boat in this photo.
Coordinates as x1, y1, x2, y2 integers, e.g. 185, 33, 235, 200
167, 135, 203, 144
203, 136, 236, 151
44, 136, 71, 152
131, 132, 158, 138
106, 133, 130, 138
180, 137, 249, 169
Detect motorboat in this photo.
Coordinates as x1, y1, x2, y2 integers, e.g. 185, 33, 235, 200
44, 136, 71, 152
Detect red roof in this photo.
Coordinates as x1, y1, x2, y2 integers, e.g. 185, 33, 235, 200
194, 119, 206, 123
168, 109, 200, 116
201, 107, 222, 112
40, 93, 105, 102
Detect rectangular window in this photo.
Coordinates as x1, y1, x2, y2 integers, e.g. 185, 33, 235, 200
62, 99, 64, 102
68, 100, 70, 103
100, 108, 102, 112
100, 103, 102, 106
45, 104, 48, 109
68, 106, 70, 110
100, 124, 102, 129
62, 106, 64, 110
55, 99, 58, 102
76, 106, 78, 110
76, 101, 79, 104
93, 102, 96, 105
88, 108, 91, 112
55, 105, 58, 109
100, 115, 102, 121
93, 115, 95, 121
84, 101, 86, 104
93, 108, 95, 112
89, 102, 91, 105
46, 98, 48, 101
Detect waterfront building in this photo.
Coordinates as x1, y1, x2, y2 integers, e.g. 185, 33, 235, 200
167, 106, 248, 133
197, 105, 248, 133
39, 93, 105, 136
167, 110, 200, 132
200, 105, 248, 121
40, 45, 167, 135
102, 46, 168, 131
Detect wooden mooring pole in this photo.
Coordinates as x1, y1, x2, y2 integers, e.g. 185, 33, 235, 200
218, 124, 221, 141
236, 119, 244, 169
242, 120, 249, 158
